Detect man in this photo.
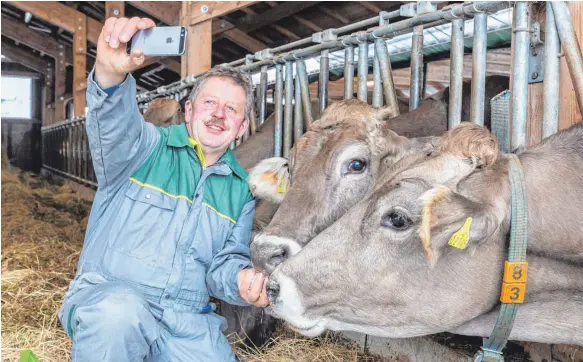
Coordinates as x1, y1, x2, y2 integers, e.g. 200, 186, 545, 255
58, 17, 268, 361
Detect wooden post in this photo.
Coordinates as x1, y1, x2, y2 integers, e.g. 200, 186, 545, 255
55, 43, 67, 121
559, 1, 583, 130
526, 4, 545, 146
105, 1, 125, 19
181, 2, 212, 77
74, 14, 87, 118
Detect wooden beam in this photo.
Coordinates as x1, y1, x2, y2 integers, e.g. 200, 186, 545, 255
74, 14, 87, 118
293, 15, 323, 32
236, 1, 320, 33
319, 5, 350, 25
559, 1, 583, 130
1, 41, 49, 73
359, 1, 382, 14
1, 15, 74, 65
105, 1, 125, 18
181, 2, 212, 77
128, 1, 181, 25
223, 27, 267, 52
185, 1, 257, 26
55, 43, 67, 121
159, 58, 182, 74
270, 25, 301, 41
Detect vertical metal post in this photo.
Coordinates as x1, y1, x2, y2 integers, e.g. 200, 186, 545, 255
319, 49, 329, 112
410, 25, 424, 111
543, 2, 560, 138
294, 65, 304, 143
259, 65, 268, 125
375, 38, 401, 116
274, 63, 284, 157
246, 56, 257, 139
357, 42, 369, 103
551, 1, 583, 118
449, 17, 465, 128
470, 13, 487, 126
510, 2, 530, 150
344, 46, 355, 99
284, 62, 294, 158
297, 59, 313, 127
372, 53, 383, 107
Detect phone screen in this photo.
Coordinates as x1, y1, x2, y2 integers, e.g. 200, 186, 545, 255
128, 26, 186, 56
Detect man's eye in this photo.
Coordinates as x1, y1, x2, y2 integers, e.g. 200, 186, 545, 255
227, 106, 236, 113
205, 100, 215, 106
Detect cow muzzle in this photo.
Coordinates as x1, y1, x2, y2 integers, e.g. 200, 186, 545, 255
251, 234, 303, 274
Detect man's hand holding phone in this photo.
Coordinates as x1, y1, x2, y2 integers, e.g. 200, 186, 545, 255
95, 17, 156, 89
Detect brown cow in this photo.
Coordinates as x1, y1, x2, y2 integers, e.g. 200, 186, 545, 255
250, 76, 509, 274
266, 122, 583, 345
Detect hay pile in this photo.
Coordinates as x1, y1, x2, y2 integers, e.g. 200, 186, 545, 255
1, 169, 386, 362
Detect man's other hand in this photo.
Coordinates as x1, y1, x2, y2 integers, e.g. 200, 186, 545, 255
237, 268, 269, 307
95, 17, 156, 88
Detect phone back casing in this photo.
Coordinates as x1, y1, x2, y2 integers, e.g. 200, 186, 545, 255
129, 27, 186, 56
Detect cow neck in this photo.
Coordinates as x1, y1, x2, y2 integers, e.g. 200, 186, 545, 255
474, 154, 529, 362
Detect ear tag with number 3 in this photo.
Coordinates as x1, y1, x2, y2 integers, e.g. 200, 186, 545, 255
448, 217, 472, 249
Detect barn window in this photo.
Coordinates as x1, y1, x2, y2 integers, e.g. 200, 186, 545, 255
1, 76, 32, 119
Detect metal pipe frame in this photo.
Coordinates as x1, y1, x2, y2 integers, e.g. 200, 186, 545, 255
510, 2, 530, 151
284, 62, 294, 158
470, 13, 487, 126
357, 42, 369, 103
319, 49, 330, 112
344, 46, 355, 99
274, 63, 284, 157
258, 66, 268, 126
552, 1, 583, 117
448, 17, 465, 129
409, 25, 424, 111
372, 55, 383, 107
297, 59, 314, 127
375, 38, 400, 116
543, 2, 560, 139
294, 68, 304, 144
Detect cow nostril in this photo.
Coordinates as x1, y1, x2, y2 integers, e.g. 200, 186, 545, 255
266, 280, 280, 302
268, 247, 288, 270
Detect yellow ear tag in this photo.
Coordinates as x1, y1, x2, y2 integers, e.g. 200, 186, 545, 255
276, 178, 289, 193
448, 217, 473, 249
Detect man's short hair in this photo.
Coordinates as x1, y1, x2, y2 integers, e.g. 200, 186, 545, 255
188, 65, 254, 121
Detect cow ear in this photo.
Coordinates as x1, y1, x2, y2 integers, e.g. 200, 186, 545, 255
248, 157, 290, 204
417, 185, 499, 268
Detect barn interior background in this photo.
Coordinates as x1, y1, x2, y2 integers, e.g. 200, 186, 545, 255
1, 1, 583, 361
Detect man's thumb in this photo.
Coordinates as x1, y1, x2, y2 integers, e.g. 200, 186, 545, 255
131, 49, 145, 67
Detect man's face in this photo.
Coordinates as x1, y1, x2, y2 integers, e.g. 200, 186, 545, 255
185, 76, 248, 156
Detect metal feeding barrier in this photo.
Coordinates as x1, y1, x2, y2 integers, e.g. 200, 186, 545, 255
41, 1, 582, 188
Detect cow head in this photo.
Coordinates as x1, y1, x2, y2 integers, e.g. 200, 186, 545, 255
251, 99, 443, 273
265, 125, 505, 338
143, 98, 184, 127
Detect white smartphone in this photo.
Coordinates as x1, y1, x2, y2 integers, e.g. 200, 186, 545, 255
127, 26, 186, 56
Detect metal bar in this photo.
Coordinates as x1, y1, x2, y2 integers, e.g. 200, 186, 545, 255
284, 62, 294, 158
42, 164, 97, 188
333, 9, 401, 35
344, 46, 355, 99
470, 13, 487, 126
510, 2, 530, 151
543, 2, 560, 139
357, 42, 369, 103
551, 1, 583, 117
274, 63, 284, 157
259, 66, 268, 126
449, 17, 465, 129
372, 49, 383, 107
294, 66, 304, 143
375, 38, 400, 116
319, 49, 330, 112
409, 25, 424, 111
297, 59, 314, 127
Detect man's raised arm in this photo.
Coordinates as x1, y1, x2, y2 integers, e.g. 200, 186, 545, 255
86, 17, 160, 194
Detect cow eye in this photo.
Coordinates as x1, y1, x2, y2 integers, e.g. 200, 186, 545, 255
346, 159, 367, 173
381, 210, 411, 230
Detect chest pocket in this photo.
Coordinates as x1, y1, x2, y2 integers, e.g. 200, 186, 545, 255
107, 184, 179, 259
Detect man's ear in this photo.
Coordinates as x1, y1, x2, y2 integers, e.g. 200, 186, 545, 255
184, 100, 193, 123
248, 157, 290, 204
418, 185, 499, 268
237, 118, 249, 139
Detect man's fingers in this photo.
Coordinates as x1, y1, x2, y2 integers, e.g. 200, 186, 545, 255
247, 272, 265, 302
137, 18, 156, 30
101, 17, 118, 43
109, 17, 129, 49
131, 49, 145, 67
119, 17, 141, 44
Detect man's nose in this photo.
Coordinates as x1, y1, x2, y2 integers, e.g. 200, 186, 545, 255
212, 105, 225, 119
